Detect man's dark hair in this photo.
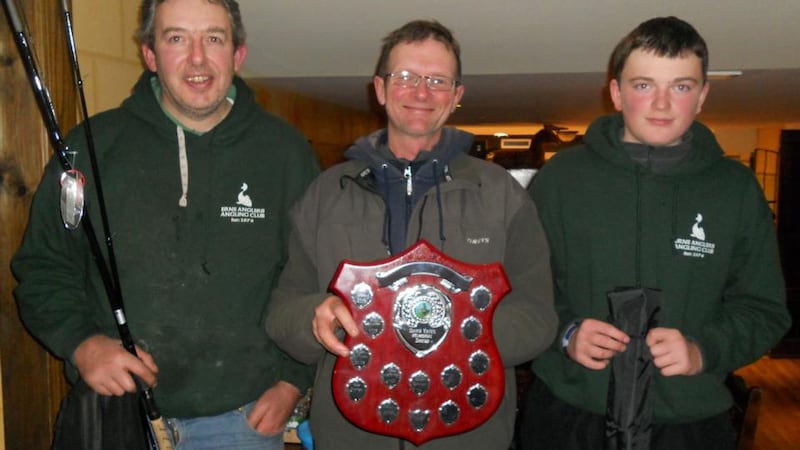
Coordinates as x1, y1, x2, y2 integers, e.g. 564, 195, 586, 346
609, 16, 708, 83
137, 0, 246, 50
374, 19, 462, 81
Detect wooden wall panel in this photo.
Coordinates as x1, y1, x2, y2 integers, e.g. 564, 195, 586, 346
250, 82, 384, 169
1, 1, 75, 448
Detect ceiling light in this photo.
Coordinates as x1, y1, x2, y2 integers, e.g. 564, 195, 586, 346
707, 70, 743, 80
494, 132, 509, 137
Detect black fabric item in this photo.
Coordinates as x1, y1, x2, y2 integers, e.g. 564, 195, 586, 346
517, 375, 737, 450
518, 375, 606, 449
605, 287, 662, 450
51, 378, 153, 450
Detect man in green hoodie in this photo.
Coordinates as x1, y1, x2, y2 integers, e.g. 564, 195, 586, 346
11, 0, 319, 448
519, 16, 790, 450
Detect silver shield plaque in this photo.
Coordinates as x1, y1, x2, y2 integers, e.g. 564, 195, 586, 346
393, 284, 451, 357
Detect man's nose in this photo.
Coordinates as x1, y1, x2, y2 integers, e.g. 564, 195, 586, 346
190, 37, 206, 65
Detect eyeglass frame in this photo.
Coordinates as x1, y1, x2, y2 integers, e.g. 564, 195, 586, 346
383, 70, 460, 91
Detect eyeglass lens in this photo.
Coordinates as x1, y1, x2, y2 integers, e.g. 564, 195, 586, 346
388, 71, 455, 91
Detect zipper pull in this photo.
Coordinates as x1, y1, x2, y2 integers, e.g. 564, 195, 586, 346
404, 165, 412, 196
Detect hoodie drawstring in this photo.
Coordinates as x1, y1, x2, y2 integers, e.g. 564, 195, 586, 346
177, 125, 189, 207
432, 159, 446, 247
634, 168, 642, 287
380, 164, 391, 252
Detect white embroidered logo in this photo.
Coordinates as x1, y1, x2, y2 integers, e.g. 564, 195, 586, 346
219, 182, 266, 223
690, 213, 705, 241
237, 182, 253, 207
673, 212, 715, 258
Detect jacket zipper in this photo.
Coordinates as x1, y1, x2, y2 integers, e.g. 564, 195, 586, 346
404, 165, 413, 226
404, 165, 413, 196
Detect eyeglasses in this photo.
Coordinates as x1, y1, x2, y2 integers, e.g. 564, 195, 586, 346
384, 70, 458, 91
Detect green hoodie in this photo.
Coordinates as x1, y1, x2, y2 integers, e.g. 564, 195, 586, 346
529, 114, 790, 423
12, 72, 320, 417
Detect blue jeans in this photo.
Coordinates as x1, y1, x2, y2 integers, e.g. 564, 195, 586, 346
165, 402, 284, 450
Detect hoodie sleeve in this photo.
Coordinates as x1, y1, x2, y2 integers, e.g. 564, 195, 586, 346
267, 132, 321, 391
491, 175, 558, 366
266, 177, 331, 365
11, 154, 102, 365
528, 160, 583, 346
691, 178, 791, 373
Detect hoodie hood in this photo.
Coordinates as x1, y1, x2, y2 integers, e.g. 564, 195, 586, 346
121, 71, 260, 146
342, 127, 474, 254
584, 114, 725, 176
342, 126, 474, 199
121, 72, 261, 206
344, 127, 473, 171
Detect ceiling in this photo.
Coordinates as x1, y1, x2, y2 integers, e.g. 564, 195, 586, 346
237, 0, 800, 131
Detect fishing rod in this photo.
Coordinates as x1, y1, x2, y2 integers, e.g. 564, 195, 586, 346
58, 2, 173, 449
2, 1, 171, 448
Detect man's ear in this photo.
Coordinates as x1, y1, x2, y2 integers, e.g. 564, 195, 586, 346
450, 84, 465, 113
609, 78, 623, 112
233, 43, 248, 72
695, 81, 710, 115
142, 44, 157, 72
373, 75, 386, 106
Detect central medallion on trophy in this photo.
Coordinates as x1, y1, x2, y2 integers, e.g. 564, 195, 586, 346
394, 283, 451, 357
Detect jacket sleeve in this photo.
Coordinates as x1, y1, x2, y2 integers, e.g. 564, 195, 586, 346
11, 154, 102, 364
528, 163, 586, 351
269, 136, 321, 391
270, 340, 315, 394
265, 181, 330, 365
692, 179, 791, 373
491, 178, 558, 366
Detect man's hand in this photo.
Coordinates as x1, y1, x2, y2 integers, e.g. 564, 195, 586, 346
647, 327, 703, 376
247, 381, 302, 435
312, 295, 359, 357
567, 318, 630, 370
72, 334, 158, 396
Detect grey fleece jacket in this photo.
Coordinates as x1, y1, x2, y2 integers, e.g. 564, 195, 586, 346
266, 127, 557, 450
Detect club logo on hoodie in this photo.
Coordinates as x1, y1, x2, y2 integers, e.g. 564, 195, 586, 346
673, 212, 715, 258
219, 182, 266, 223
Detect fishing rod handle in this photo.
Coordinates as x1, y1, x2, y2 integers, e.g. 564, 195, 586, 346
141, 388, 174, 450
149, 417, 174, 450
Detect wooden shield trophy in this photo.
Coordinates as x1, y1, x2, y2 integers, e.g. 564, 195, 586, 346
329, 240, 509, 445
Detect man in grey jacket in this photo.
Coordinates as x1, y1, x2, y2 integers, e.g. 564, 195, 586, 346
265, 19, 557, 450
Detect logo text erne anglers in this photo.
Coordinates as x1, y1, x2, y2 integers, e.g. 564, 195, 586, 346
673, 213, 715, 259
219, 182, 267, 223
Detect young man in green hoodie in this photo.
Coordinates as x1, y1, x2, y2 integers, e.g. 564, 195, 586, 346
12, 0, 319, 448
519, 16, 790, 450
